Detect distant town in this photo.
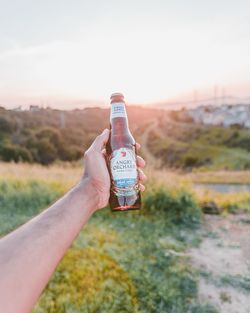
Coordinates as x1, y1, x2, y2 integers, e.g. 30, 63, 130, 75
2, 102, 250, 129
185, 104, 250, 128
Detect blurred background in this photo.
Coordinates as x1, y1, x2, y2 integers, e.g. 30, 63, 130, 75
0, 1, 250, 312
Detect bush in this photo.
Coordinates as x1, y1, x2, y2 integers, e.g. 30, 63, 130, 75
0, 144, 33, 162
143, 185, 201, 227
0, 116, 15, 132
34, 138, 58, 165
59, 145, 83, 161
184, 156, 199, 167
183, 155, 211, 168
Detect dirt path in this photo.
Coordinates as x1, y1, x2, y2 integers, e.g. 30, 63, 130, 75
140, 119, 160, 166
140, 118, 167, 168
189, 214, 250, 313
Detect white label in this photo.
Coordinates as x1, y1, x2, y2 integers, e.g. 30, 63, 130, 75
110, 102, 127, 120
110, 148, 137, 192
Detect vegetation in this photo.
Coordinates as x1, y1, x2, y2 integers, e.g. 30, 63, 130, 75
0, 165, 220, 313
148, 119, 250, 170
0, 104, 249, 311
200, 270, 250, 293
195, 188, 250, 213
0, 107, 108, 164
1, 106, 249, 170
0, 106, 161, 165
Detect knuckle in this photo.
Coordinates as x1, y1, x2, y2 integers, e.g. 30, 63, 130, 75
84, 149, 91, 159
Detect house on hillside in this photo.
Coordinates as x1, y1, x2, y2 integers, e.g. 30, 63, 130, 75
187, 104, 250, 129
29, 105, 40, 112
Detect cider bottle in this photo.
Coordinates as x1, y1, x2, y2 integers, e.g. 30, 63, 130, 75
106, 93, 141, 211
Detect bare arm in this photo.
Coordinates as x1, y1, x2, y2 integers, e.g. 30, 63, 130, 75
0, 179, 98, 313
0, 129, 146, 313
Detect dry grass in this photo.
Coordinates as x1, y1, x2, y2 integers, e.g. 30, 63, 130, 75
144, 166, 250, 212
2, 162, 250, 187
0, 162, 82, 188
144, 166, 250, 185
186, 170, 250, 185
194, 188, 250, 212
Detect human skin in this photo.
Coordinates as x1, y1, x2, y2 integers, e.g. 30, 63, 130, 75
0, 129, 146, 313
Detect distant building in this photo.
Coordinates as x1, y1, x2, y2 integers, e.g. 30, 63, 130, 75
187, 104, 250, 129
12, 106, 22, 111
29, 105, 40, 112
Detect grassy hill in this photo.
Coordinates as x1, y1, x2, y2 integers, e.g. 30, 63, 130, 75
147, 118, 250, 170
0, 106, 162, 165
0, 106, 250, 170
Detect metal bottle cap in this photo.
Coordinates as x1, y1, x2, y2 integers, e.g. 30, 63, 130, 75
110, 92, 125, 103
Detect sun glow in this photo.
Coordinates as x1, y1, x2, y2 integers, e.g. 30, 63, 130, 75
1, 0, 250, 107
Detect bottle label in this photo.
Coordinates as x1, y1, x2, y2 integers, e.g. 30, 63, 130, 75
110, 102, 127, 120
110, 148, 138, 196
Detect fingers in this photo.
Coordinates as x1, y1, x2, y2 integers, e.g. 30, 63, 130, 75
136, 142, 141, 151
138, 168, 147, 183
137, 155, 146, 168
136, 145, 146, 191
139, 183, 145, 192
92, 129, 110, 151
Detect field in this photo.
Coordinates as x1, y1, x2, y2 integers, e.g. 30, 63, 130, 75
0, 163, 210, 313
1, 105, 250, 312
1, 163, 250, 312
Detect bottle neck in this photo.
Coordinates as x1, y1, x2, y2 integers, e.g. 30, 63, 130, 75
110, 102, 129, 133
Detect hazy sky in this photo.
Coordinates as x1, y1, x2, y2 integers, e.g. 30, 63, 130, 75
0, 0, 250, 107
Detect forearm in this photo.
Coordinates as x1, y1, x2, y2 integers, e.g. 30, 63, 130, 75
0, 178, 98, 313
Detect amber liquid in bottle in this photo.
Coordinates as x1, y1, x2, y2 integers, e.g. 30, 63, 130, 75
106, 93, 141, 211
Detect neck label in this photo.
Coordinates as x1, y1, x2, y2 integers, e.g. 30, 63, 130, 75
110, 102, 127, 120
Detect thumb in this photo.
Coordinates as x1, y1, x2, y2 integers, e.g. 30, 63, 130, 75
92, 129, 110, 151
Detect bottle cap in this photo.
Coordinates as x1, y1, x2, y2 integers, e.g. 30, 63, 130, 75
110, 92, 125, 103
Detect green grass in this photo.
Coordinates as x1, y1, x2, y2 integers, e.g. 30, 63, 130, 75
200, 270, 250, 293
0, 178, 219, 313
0, 179, 64, 236
148, 122, 250, 170
220, 274, 250, 292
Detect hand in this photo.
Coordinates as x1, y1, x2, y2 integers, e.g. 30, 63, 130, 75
83, 129, 147, 210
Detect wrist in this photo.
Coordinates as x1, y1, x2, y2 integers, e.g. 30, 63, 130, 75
74, 177, 100, 214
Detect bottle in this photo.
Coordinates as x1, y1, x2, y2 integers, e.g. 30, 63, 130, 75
106, 92, 141, 211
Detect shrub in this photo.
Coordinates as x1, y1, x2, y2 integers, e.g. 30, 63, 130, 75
184, 156, 199, 167
143, 185, 201, 227
0, 144, 33, 162
0, 116, 15, 132
34, 138, 58, 165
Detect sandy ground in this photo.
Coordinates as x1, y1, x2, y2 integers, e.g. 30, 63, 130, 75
189, 214, 250, 313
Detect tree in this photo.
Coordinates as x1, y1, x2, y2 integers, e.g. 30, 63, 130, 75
34, 138, 57, 165
0, 144, 33, 162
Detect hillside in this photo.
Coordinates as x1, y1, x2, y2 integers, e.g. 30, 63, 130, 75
145, 117, 250, 170
0, 106, 163, 165
0, 106, 250, 170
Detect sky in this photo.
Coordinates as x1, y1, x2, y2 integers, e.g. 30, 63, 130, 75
0, 0, 250, 108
